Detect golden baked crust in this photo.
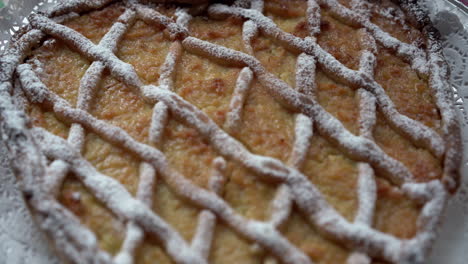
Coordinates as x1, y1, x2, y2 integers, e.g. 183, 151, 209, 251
0, 0, 461, 264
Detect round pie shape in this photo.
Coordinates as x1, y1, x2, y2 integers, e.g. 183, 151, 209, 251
0, 0, 462, 263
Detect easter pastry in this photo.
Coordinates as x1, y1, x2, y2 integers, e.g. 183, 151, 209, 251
0, 0, 461, 263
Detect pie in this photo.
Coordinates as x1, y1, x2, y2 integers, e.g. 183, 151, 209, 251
0, 0, 461, 263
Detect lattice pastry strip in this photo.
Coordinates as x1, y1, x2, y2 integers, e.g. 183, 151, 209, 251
30, 11, 412, 188
208, 2, 445, 160
224, 67, 254, 133
346, 89, 377, 264
14, 18, 312, 258
17, 62, 205, 263
44, 8, 137, 197
114, 162, 156, 264
116, 9, 222, 262
190, 157, 226, 260
34, 7, 218, 264
303, 5, 375, 263
318, 0, 428, 72
182, 36, 412, 185
0, 0, 461, 263
19, 71, 311, 263
225, 1, 258, 132
22, 10, 388, 264
30, 8, 139, 263
33, 126, 209, 264
19, 6, 198, 263
22, 1, 446, 262
116, 36, 184, 264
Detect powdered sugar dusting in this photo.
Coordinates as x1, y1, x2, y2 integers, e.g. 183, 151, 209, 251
224, 67, 253, 133
250, 0, 264, 12
23, 71, 313, 264
191, 157, 226, 260
117, 17, 186, 264
317, 0, 428, 74
28, 8, 136, 196
182, 36, 412, 185
296, 53, 317, 99
357, 28, 377, 77
346, 90, 378, 264
175, 8, 192, 30
43, 159, 69, 196
148, 42, 183, 145
19, 59, 413, 262
425, 31, 461, 191
114, 162, 156, 264
350, 0, 371, 18
307, 0, 321, 36
28, 13, 143, 89
149, 102, 169, 145
159, 41, 183, 90
357, 89, 376, 140
17, 8, 138, 260
33, 127, 206, 264
135, 3, 188, 40
114, 222, 143, 264
241, 0, 262, 56
269, 184, 293, 229
242, 20, 258, 55
36, 197, 113, 264
0, 0, 460, 263
402, 180, 448, 259
269, 113, 313, 230
47, 0, 115, 17
208, 2, 445, 159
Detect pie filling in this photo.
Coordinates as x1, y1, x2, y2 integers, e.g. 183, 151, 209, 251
6, 0, 456, 263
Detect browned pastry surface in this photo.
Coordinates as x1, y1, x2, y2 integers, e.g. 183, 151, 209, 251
17, 0, 449, 263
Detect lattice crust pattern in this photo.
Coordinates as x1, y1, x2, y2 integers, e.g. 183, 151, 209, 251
0, 0, 461, 263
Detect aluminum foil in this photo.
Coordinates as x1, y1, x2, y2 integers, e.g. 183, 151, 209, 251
0, 1, 467, 263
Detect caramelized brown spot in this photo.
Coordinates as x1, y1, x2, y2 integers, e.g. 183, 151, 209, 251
208, 78, 226, 95
60, 189, 85, 216
293, 20, 309, 38
227, 16, 244, 26
320, 20, 331, 31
